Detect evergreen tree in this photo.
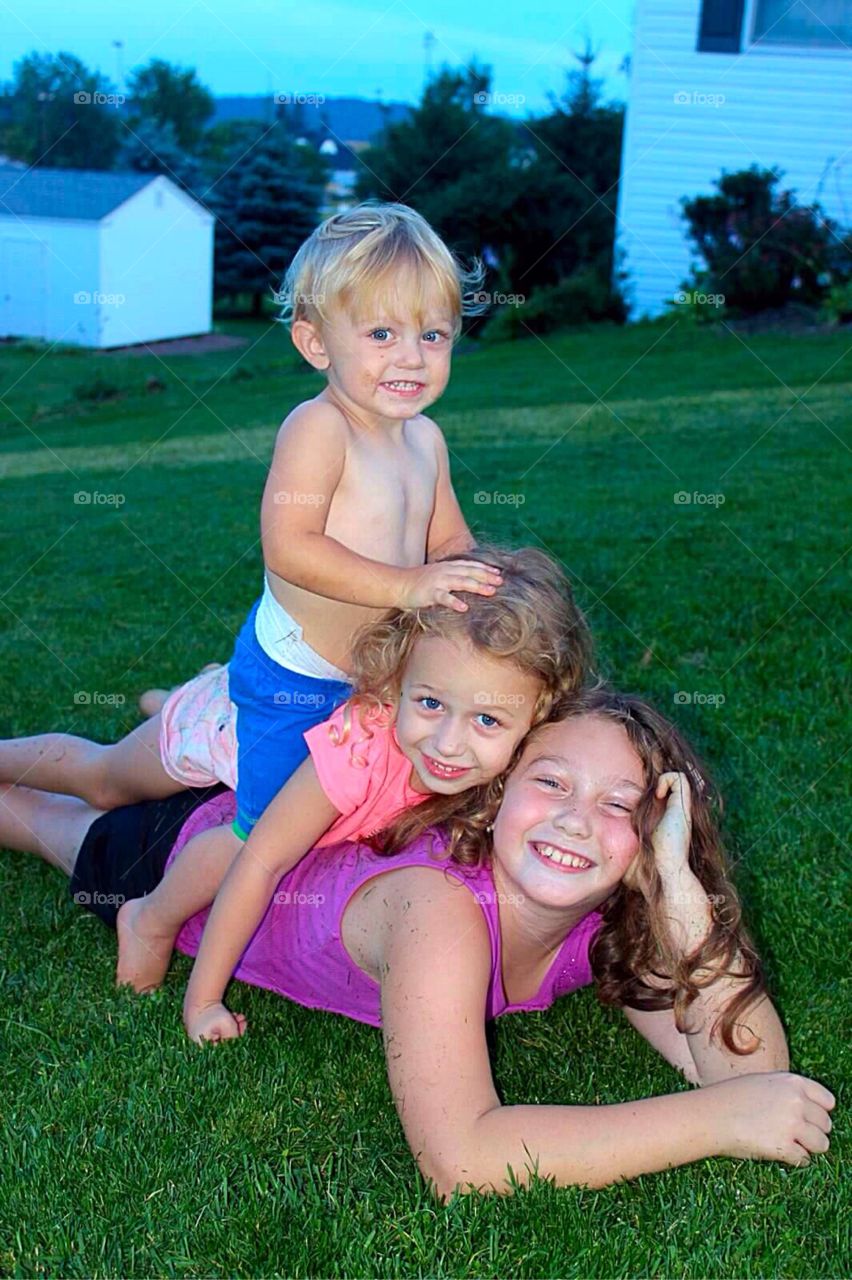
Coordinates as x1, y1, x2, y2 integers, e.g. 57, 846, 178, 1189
210, 127, 324, 314
118, 118, 201, 194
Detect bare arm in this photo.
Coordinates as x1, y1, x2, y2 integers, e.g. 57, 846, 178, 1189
635, 772, 789, 1084
425, 427, 474, 561
261, 404, 411, 606
183, 756, 339, 1041
375, 871, 834, 1199
623, 989, 789, 1087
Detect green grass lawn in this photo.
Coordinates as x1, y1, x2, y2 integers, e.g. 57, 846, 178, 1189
0, 317, 848, 1278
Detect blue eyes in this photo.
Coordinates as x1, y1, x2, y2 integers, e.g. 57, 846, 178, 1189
416, 698, 501, 728
368, 328, 446, 342
533, 777, 632, 812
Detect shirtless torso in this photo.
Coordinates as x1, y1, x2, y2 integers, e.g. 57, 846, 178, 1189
261, 394, 462, 672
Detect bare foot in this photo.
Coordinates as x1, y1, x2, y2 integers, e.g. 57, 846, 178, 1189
115, 898, 175, 992
138, 688, 169, 718
138, 664, 224, 718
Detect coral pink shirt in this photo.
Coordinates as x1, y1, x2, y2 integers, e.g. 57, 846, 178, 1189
306, 701, 428, 845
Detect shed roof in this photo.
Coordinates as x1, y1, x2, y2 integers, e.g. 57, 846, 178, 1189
0, 165, 157, 220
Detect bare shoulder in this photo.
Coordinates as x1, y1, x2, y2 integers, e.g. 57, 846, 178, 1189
277, 396, 350, 444
404, 414, 448, 476
345, 863, 491, 980
414, 412, 447, 450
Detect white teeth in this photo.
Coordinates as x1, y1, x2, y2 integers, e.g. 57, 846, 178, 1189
535, 843, 592, 869
384, 381, 420, 389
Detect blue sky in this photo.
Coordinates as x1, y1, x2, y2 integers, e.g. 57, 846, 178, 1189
3, 0, 636, 115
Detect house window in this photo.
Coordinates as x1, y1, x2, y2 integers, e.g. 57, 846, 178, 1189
697, 0, 746, 53
752, 0, 852, 47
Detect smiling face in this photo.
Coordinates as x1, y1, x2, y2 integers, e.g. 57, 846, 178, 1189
491, 713, 649, 914
293, 267, 456, 430
394, 634, 543, 796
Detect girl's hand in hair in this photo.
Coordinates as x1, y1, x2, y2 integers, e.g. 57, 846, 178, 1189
651, 772, 716, 956
650, 771, 692, 882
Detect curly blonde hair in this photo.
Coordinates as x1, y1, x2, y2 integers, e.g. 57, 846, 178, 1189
334, 543, 592, 862
276, 201, 487, 338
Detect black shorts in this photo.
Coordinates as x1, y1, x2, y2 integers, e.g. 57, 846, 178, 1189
69, 785, 227, 928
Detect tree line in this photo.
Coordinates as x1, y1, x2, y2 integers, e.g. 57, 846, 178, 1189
0, 50, 626, 326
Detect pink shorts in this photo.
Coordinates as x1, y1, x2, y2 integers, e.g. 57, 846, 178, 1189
159, 664, 238, 791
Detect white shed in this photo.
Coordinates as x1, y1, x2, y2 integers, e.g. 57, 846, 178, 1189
615, 1, 852, 318
0, 166, 214, 348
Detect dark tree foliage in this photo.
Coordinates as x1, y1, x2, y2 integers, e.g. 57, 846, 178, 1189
2, 52, 121, 169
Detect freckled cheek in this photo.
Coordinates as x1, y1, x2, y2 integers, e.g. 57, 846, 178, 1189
601, 828, 641, 872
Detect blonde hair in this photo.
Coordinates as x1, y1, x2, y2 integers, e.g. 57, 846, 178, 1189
343, 543, 593, 862
276, 201, 487, 339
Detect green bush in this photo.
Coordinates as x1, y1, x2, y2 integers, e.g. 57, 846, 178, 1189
480, 271, 627, 342
822, 279, 852, 326
681, 165, 852, 317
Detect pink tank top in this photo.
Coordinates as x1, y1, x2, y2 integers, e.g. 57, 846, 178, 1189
171, 793, 603, 1027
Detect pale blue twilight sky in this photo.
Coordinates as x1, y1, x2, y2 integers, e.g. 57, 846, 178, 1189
2, 0, 637, 115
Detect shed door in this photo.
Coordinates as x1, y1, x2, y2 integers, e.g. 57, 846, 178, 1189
0, 237, 47, 339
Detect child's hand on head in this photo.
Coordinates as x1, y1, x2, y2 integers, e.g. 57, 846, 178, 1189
399, 560, 503, 613
184, 1001, 247, 1046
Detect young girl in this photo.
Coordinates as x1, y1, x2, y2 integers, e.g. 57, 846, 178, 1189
3, 687, 833, 1194
116, 544, 592, 1010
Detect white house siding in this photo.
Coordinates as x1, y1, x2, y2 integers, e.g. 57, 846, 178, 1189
615, 0, 852, 317
0, 218, 100, 345
98, 177, 214, 347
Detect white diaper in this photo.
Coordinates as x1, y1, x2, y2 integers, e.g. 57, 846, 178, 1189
254, 577, 350, 682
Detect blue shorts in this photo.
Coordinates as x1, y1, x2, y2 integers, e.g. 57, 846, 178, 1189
227, 601, 352, 839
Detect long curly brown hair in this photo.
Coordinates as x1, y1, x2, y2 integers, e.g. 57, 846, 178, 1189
341, 543, 593, 863
545, 686, 768, 1056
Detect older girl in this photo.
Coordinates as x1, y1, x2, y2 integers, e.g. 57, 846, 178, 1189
1, 687, 833, 1196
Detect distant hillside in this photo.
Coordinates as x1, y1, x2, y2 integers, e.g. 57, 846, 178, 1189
211, 95, 413, 144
